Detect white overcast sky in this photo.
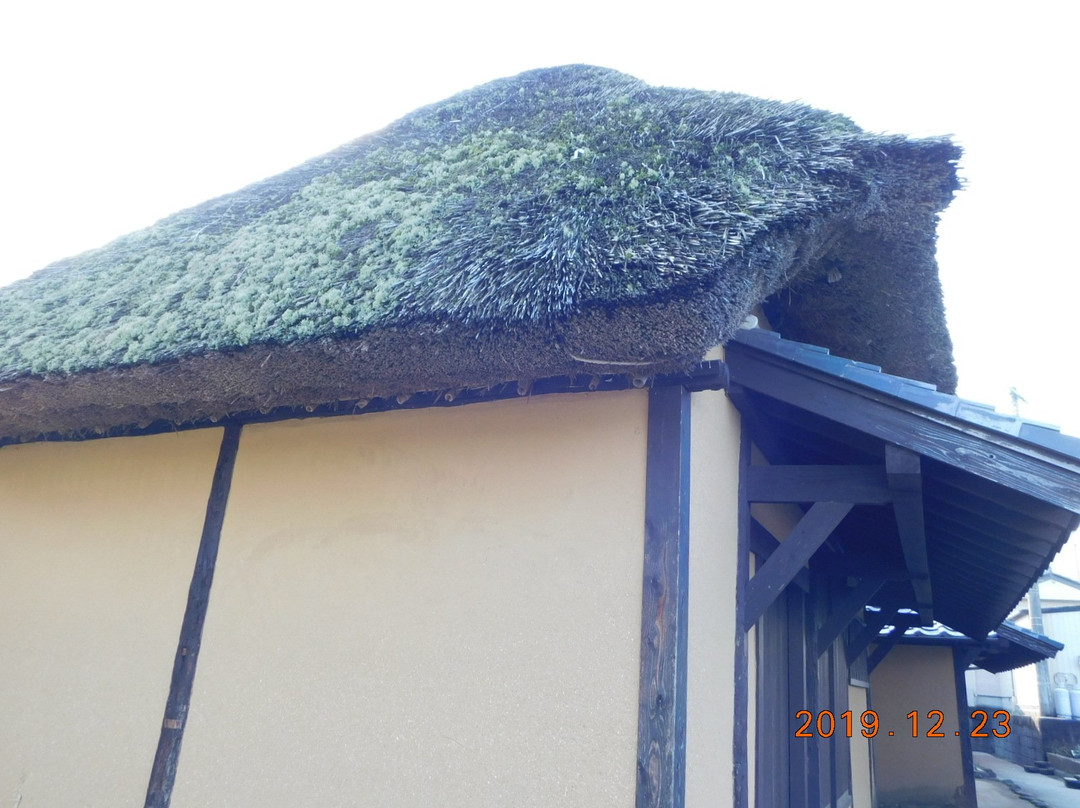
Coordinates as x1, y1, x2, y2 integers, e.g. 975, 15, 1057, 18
2, 0, 1077, 435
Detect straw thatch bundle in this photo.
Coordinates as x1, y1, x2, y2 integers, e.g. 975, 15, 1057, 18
0, 65, 959, 443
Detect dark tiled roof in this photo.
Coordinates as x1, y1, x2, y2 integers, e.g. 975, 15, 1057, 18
873, 609, 1063, 673
733, 327, 1080, 460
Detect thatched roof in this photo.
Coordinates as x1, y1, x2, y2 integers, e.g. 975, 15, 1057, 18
0, 65, 960, 443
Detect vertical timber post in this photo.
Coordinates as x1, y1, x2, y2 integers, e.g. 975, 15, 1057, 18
733, 427, 750, 808
636, 385, 691, 808
144, 423, 242, 808
953, 648, 978, 808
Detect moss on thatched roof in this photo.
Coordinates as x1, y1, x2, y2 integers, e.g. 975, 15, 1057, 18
0, 65, 960, 443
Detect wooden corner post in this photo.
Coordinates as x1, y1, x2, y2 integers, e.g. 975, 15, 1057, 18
637, 385, 691, 808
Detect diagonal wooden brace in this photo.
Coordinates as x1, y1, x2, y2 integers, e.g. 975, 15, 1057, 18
749, 519, 810, 592
847, 607, 896, 662
742, 500, 853, 631
815, 576, 887, 658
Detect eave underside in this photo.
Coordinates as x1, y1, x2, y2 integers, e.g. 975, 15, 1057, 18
727, 333, 1080, 639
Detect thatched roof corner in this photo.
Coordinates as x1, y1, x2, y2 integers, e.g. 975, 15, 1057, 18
0, 65, 960, 444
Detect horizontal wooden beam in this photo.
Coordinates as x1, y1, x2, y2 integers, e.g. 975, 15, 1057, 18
7, 362, 729, 449
743, 501, 853, 631
746, 465, 893, 504
814, 553, 909, 581
725, 344, 1080, 514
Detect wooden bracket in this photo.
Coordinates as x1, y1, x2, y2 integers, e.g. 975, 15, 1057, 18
885, 444, 933, 625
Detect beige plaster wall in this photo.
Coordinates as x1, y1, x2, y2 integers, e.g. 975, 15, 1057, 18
686, 385, 742, 808
170, 391, 648, 808
870, 645, 964, 806
849, 684, 872, 808
0, 429, 223, 807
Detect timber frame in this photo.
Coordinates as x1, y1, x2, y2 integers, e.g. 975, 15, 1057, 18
125, 375, 722, 808
724, 328, 1080, 808
145, 424, 243, 808
636, 385, 692, 808
13, 326, 1080, 808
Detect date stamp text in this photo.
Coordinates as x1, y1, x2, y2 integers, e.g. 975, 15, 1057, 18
794, 709, 1011, 738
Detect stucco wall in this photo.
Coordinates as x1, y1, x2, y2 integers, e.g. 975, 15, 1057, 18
169, 391, 648, 807
870, 645, 964, 807
0, 429, 223, 807
849, 684, 872, 808
686, 385, 742, 808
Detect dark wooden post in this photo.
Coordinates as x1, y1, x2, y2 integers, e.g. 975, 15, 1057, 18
636, 385, 691, 808
953, 648, 979, 808
145, 423, 242, 808
733, 428, 751, 808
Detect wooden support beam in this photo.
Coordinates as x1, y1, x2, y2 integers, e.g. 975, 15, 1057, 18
815, 577, 887, 658
846, 608, 894, 662
885, 444, 934, 625
743, 501, 853, 631
636, 385, 691, 808
746, 465, 893, 504
815, 553, 909, 582
788, 589, 811, 808
749, 519, 809, 592
726, 344, 1080, 512
733, 429, 751, 808
145, 423, 242, 808
867, 622, 908, 675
